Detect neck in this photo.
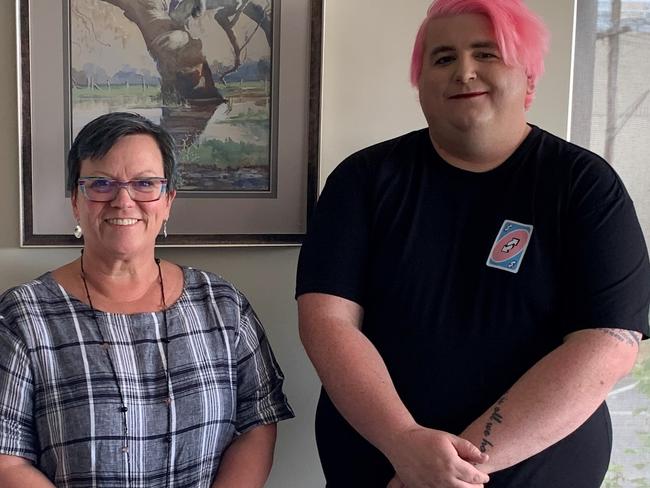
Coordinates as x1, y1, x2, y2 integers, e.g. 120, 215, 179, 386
430, 123, 531, 173
80, 246, 157, 278
79, 247, 161, 302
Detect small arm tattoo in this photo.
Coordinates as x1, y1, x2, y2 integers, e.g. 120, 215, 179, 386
479, 395, 507, 453
598, 328, 642, 346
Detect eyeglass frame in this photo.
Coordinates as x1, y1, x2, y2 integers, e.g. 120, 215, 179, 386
77, 177, 169, 202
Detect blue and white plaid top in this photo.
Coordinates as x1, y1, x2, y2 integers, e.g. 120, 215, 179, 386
0, 267, 293, 487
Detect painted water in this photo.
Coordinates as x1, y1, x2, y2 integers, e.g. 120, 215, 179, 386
72, 92, 271, 194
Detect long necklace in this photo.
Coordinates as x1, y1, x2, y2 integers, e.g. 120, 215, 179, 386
80, 249, 173, 486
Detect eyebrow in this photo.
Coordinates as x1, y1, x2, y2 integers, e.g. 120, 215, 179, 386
86, 168, 164, 178
83, 171, 161, 179
429, 41, 499, 57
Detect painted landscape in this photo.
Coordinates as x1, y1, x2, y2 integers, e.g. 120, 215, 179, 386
70, 0, 274, 193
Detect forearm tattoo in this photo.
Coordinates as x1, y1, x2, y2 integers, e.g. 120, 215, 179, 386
598, 328, 642, 346
479, 395, 507, 453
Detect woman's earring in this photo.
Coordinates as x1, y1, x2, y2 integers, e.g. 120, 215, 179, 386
73, 223, 83, 239
163, 220, 168, 239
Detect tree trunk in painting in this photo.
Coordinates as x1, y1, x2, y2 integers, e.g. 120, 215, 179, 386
100, 0, 225, 106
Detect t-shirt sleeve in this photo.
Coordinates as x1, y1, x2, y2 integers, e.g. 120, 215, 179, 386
0, 314, 37, 462
563, 158, 650, 339
234, 293, 294, 434
296, 156, 372, 305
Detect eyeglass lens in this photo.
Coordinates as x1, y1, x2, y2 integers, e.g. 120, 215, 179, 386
80, 178, 166, 202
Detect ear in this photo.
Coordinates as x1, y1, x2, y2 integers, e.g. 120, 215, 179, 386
71, 189, 80, 222
526, 76, 535, 96
164, 190, 177, 219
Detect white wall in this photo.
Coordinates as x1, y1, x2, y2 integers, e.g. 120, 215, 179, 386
0, 1, 574, 486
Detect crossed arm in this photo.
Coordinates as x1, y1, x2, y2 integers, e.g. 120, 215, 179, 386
298, 292, 641, 488
459, 328, 640, 474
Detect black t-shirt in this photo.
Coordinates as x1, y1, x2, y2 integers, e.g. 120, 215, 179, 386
296, 126, 650, 487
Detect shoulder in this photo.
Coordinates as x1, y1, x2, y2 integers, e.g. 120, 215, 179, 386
532, 126, 617, 178
181, 266, 236, 290
328, 129, 430, 181
528, 126, 626, 202
179, 267, 261, 337
349, 128, 429, 160
180, 266, 248, 308
0, 274, 54, 334
0, 274, 54, 312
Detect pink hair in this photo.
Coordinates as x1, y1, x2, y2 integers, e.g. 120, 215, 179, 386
410, 0, 549, 109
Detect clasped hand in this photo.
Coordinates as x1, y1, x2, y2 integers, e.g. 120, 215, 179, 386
384, 426, 489, 488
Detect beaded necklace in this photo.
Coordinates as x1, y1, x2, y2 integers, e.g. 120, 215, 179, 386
79, 249, 173, 486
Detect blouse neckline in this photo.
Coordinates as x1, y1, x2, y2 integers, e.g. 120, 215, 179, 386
38, 266, 193, 318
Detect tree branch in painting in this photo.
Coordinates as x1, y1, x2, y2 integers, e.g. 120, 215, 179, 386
100, 0, 224, 105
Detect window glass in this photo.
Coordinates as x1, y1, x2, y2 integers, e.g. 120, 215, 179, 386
571, 1, 650, 486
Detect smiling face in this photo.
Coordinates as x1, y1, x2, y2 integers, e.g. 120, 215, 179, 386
418, 13, 532, 142
72, 134, 176, 259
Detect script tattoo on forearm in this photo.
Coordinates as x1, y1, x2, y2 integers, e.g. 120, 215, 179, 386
479, 395, 507, 453
598, 328, 641, 346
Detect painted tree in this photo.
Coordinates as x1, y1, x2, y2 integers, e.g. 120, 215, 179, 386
72, 0, 272, 148
73, 0, 270, 105
99, 0, 225, 105
170, 0, 272, 84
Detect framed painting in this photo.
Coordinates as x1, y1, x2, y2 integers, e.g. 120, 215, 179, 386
18, 0, 322, 246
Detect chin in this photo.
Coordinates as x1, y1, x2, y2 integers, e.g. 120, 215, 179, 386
449, 115, 493, 132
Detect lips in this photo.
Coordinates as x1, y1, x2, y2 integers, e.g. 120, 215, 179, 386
105, 218, 140, 226
449, 91, 488, 99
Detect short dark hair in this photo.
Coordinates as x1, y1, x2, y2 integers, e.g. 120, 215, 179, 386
67, 112, 178, 192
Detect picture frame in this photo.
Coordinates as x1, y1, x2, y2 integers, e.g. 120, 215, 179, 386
18, 0, 322, 246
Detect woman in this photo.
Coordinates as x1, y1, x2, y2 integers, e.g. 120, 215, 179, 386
0, 112, 293, 487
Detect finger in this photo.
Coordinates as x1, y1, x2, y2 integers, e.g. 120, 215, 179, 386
456, 460, 490, 485
443, 480, 485, 488
386, 475, 405, 488
453, 437, 489, 464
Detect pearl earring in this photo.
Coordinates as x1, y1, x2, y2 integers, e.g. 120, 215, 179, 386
73, 224, 83, 239
163, 220, 168, 239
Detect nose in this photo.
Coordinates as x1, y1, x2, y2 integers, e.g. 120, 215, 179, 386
454, 54, 477, 84
110, 186, 136, 208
